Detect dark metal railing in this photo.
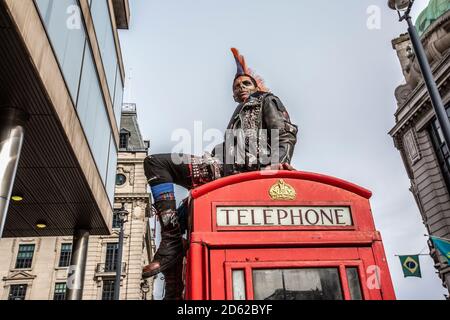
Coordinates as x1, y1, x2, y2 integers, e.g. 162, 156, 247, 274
95, 262, 127, 274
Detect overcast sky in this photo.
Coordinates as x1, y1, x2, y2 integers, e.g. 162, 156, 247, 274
119, 0, 448, 300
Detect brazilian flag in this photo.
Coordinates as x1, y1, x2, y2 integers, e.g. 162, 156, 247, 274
399, 255, 422, 278
431, 236, 450, 264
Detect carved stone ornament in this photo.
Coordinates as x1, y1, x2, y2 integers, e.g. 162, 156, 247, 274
395, 84, 413, 105
403, 129, 421, 164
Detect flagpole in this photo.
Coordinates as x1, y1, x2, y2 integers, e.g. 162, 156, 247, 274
424, 234, 450, 242
394, 254, 429, 257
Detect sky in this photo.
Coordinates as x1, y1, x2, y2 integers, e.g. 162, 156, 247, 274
119, 0, 448, 300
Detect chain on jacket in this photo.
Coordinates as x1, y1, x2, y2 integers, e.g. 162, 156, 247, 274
212, 91, 298, 176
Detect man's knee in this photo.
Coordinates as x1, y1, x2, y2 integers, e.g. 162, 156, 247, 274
144, 154, 165, 183
145, 154, 178, 185
145, 154, 165, 165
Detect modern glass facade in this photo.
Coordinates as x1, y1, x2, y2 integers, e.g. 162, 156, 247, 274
34, 0, 123, 204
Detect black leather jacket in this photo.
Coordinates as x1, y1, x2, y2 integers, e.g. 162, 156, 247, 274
212, 92, 298, 176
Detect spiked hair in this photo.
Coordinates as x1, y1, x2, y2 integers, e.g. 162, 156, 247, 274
231, 48, 269, 92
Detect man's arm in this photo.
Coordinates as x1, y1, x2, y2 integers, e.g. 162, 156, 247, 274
211, 142, 224, 161
262, 95, 298, 165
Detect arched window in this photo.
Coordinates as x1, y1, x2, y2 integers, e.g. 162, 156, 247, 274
119, 129, 130, 150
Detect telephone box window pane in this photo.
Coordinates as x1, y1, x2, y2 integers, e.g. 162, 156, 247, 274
253, 268, 343, 300
346, 268, 363, 300
232, 270, 246, 300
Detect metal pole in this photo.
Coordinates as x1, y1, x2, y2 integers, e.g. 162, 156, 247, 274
406, 15, 450, 148
0, 108, 28, 238
66, 229, 90, 300
114, 216, 125, 300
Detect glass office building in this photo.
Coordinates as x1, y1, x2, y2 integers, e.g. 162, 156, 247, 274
35, 0, 124, 203
0, 0, 130, 238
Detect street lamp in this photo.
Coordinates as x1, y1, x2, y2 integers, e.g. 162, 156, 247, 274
140, 280, 150, 300
388, 0, 450, 149
114, 203, 129, 300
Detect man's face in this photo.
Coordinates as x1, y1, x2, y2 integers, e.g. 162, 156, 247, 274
233, 76, 258, 103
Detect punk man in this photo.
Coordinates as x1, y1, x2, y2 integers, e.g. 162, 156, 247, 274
142, 48, 298, 299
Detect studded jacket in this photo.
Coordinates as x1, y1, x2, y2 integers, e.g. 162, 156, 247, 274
212, 91, 298, 176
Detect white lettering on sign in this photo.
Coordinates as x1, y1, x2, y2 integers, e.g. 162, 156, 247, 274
216, 207, 352, 227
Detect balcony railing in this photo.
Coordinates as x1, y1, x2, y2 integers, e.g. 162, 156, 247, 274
95, 262, 127, 274
119, 146, 148, 152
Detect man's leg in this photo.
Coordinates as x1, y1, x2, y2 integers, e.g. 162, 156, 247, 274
142, 153, 222, 300
162, 257, 184, 300
142, 154, 192, 280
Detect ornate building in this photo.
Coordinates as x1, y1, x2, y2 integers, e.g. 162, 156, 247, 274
0, 104, 155, 300
389, 0, 450, 293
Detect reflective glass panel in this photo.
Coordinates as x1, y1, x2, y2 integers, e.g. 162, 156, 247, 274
253, 268, 343, 300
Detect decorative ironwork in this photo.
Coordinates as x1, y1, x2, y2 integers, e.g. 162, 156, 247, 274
96, 262, 127, 274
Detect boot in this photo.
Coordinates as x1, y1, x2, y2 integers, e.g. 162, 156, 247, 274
143, 209, 184, 278
162, 257, 184, 300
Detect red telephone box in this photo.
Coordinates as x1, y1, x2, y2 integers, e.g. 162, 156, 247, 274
184, 171, 396, 300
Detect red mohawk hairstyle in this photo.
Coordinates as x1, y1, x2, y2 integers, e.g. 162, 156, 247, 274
231, 48, 269, 93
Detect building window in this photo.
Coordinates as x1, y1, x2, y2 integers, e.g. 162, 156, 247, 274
112, 210, 121, 229
116, 174, 126, 186
105, 243, 119, 272
429, 110, 450, 191
119, 133, 129, 149
15, 244, 35, 269
53, 283, 67, 301
58, 244, 72, 268
102, 280, 115, 300
8, 284, 27, 301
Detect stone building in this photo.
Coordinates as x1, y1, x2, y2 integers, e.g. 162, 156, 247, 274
0, 104, 154, 300
389, 0, 450, 293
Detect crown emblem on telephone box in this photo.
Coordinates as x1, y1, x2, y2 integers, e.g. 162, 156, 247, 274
269, 179, 296, 201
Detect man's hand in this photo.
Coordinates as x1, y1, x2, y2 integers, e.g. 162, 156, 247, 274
264, 163, 296, 171
282, 163, 296, 171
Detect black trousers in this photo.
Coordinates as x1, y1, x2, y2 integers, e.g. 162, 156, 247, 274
144, 153, 195, 190
144, 153, 215, 232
